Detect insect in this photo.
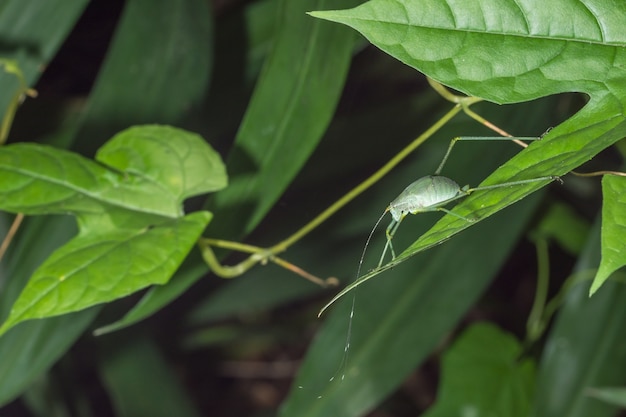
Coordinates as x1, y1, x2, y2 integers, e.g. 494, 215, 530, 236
322, 136, 560, 381
375, 137, 560, 268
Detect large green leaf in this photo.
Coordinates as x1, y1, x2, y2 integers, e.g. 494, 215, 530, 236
309, 0, 626, 306
422, 323, 535, 417
0, 126, 224, 335
1, 126, 225, 222
0, 212, 210, 335
309, 0, 626, 105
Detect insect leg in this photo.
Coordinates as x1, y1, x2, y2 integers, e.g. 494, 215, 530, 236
468, 176, 560, 193
435, 136, 541, 176
436, 207, 475, 222
379, 217, 402, 267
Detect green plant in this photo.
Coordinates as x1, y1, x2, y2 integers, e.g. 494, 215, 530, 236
0, 0, 625, 416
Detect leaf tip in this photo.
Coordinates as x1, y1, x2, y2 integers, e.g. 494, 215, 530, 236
589, 270, 609, 296
306, 10, 342, 23
307, 10, 324, 19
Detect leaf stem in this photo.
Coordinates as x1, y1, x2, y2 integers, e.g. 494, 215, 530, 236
0, 213, 24, 263
0, 59, 37, 145
270, 101, 468, 253
200, 82, 493, 282
197, 237, 337, 287
526, 236, 550, 344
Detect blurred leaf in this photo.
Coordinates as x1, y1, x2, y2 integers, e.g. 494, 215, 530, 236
309, 0, 626, 307
0, 308, 99, 406
590, 175, 626, 294
586, 387, 626, 408
208, 0, 360, 239
21, 356, 92, 417
534, 202, 590, 256
422, 323, 535, 417
72, 0, 213, 152
531, 219, 626, 417
98, 336, 202, 417
104, 0, 362, 332
0, 0, 89, 112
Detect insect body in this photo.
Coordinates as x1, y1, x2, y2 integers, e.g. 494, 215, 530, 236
380, 175, 475, 266
389, 175, 464, 221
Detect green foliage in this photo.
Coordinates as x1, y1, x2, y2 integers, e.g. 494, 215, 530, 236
422, 323, 535, 417
1, 0, 625, 416
0, 125, 225, 335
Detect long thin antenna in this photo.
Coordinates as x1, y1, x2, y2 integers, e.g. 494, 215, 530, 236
331, 208, 389, 381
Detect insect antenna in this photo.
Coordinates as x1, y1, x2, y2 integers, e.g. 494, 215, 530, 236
332, 207, 389, 382
357, 208, 390, 279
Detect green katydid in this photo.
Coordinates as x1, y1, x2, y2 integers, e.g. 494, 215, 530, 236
322, 135, 560, 381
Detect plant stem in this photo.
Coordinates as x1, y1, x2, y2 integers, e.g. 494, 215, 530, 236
526, 236, 550, 344
270, 102, 469, 253
201, 85, 493, 281
0, 213, 23, 263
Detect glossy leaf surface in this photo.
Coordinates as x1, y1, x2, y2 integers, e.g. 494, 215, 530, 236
0, 125, 225, 335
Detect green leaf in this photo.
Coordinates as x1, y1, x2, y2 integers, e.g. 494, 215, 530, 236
0, 125, 226, 335
0, 309, 99, 406
308, 0, 626, 104
310, 0, 626, 307
0, 125, 226, 222
586, 387, 626, 408
0, 211, 211, 336
208, 0, 360, 239
422, 323, 535, 417
590, 175, 626, 294
97, 125, 227, 204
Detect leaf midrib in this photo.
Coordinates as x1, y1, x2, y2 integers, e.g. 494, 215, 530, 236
330, 15, 625, 47
1, 164, 179, 218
